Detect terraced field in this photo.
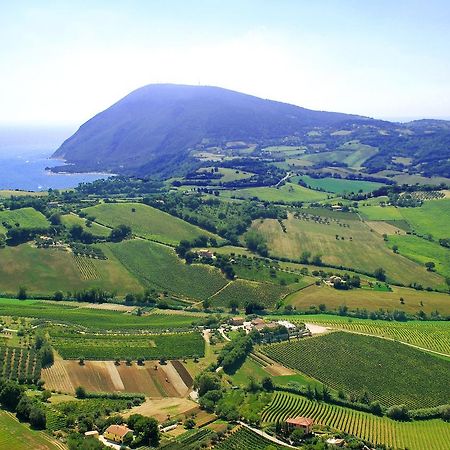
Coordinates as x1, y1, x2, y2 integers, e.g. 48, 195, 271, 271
105, 239, 228, 301
262, 392, 450, 450
262, 332, 450, 409
83, 202, 220, 245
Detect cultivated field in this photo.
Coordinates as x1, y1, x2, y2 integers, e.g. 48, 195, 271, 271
215, 426, 289, 449
286, 284, 450, 315
60, 213, 110, 237
295, 175, 384, 194
222, 183, 329, 203
290, 315, 450, 355
262, 392, 450, 450
262, 332, 450, 409
42, 359, 192, 397
105, 239, 228, 301
253, 213, 443, 287
0, 346, 41, 382
0, 411, 62, 450
0, 243, 142, 295
50, 330, 205, 360
0, 299, 202, 331
83, 202, 220, 245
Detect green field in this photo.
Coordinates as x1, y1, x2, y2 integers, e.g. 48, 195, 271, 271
0, 207, 49, 233
388, 234, 450, 279
253, 214, 443, 287
0, 411, 61, 450
210, 279, 297, 309
262, 392, 450, 450
50, 330, 205, 360
0, 299, 202, 331
283, 315, 450, 355
0, 243, 142, 295
198, 167, 254, 183
262, 332, 450, 409
221, 183, 329, 203
83, 202, 220, 245
400, 199, 450, 239
105, 239, 228, 300
285, 284, 450, 316
295, 175, 384, 194
60, 213, 111, 237
358, 205, 404, 221
215, 426, 289, 449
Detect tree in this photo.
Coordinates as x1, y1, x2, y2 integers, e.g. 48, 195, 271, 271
299, 251, 311, 264
0, 381, 23, 410
387, 404, 410, 421
290, 428, 305, 444
392, 244, 399, 253
75, 386, 87, 399
261, 377, 274, 392
41, 390, 52, 402
17, 286, 27, 300
40, 345, 54, 368
374, 267, 386, 281
202, 298, 211, 310
29, 407, 46, 429
369, 400, 383, 416
195, 373, 221, 397
228, 299, 239, 313
425, 261, 435, 271
311, 254, 322, 266
110, 224, 132, 242
53, 291, 64, 301
69, 224, 84, 240
16, 395, 32, 421
184, 417, 196, 429
132, 415, 160, 447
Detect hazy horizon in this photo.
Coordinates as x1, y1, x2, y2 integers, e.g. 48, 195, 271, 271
1, 1, 449, 125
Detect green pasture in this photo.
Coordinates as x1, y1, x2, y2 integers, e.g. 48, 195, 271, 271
61, 213, 111, 237
0, 207, 49, 233
295, 175, 384, 194
83, 202, 220, 245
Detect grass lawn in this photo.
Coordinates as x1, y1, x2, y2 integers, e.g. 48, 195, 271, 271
262, 331, 450, 409
285, 284, 450, 315
0, 243, 142, 295
221, 183, 329, 203
252, 213, 443, 288
228, 358, 270, 386
295, 175, 384, 194
0, 410, 61, 450
83, 202, 221, 245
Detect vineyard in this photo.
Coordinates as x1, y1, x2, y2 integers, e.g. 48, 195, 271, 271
301, 316, 450, 355
262, 332, 450, 409
0, 298, 200, 331
50, 330, 205, 360
73, 255, 100, 280
210, 278, 295, 308
160, 428, 214, 450
0, 346, 41, 383
215, 426, 289, 449
262, 392, 450, 450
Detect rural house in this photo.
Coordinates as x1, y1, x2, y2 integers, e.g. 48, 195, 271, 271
285, 416, 314, 434
104, 424, 133, 443
230, 316, 245, 326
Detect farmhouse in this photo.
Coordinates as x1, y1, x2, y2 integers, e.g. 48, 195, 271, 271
285, 416, 314, 434
104, 424, 133, 444
325, 275, 345, 287
230, 316, 245, 326
84, 430, 99, 438
196, 249, 215, 259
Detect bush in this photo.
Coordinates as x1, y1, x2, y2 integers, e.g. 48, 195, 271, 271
387, 404, 410, 421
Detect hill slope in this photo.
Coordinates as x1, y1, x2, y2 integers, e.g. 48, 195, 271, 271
52, 84, 368, 176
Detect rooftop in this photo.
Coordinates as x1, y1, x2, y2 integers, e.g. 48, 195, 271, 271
286, 416, 314, 426
105, 424, 132, 437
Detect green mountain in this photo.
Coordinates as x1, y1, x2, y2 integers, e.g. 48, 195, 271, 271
52, 84, 369, 176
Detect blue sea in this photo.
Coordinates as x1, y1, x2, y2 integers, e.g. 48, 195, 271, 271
0, 125, 109, 191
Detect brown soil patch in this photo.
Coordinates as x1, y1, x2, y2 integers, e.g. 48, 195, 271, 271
42, 360, 75, 394
116, 364, 163, 397
124, 397, 196, 422
171, 360, 193, 387
264, 362, 296, 376
366, 221, 405, 236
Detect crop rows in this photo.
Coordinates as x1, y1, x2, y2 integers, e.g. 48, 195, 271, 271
160, 428, 213, 449
50, 331, 205, 360
0, 347, 41, 383
301, 317, 450, 355
215, 426, 289, 449
73, 255, 100, 280
262, 332, 450, 409
262, 392, 450, 450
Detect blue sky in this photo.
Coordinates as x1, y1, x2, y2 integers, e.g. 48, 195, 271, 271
1, 0, 449, 124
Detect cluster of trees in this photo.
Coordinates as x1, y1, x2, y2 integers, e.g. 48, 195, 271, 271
0, 379, 46, 429
244, 230, 268, 257
216, 333, 253, 374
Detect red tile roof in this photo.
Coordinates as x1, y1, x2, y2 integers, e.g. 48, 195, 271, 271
286, 417, 314, 426
105, 424, 132, 437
